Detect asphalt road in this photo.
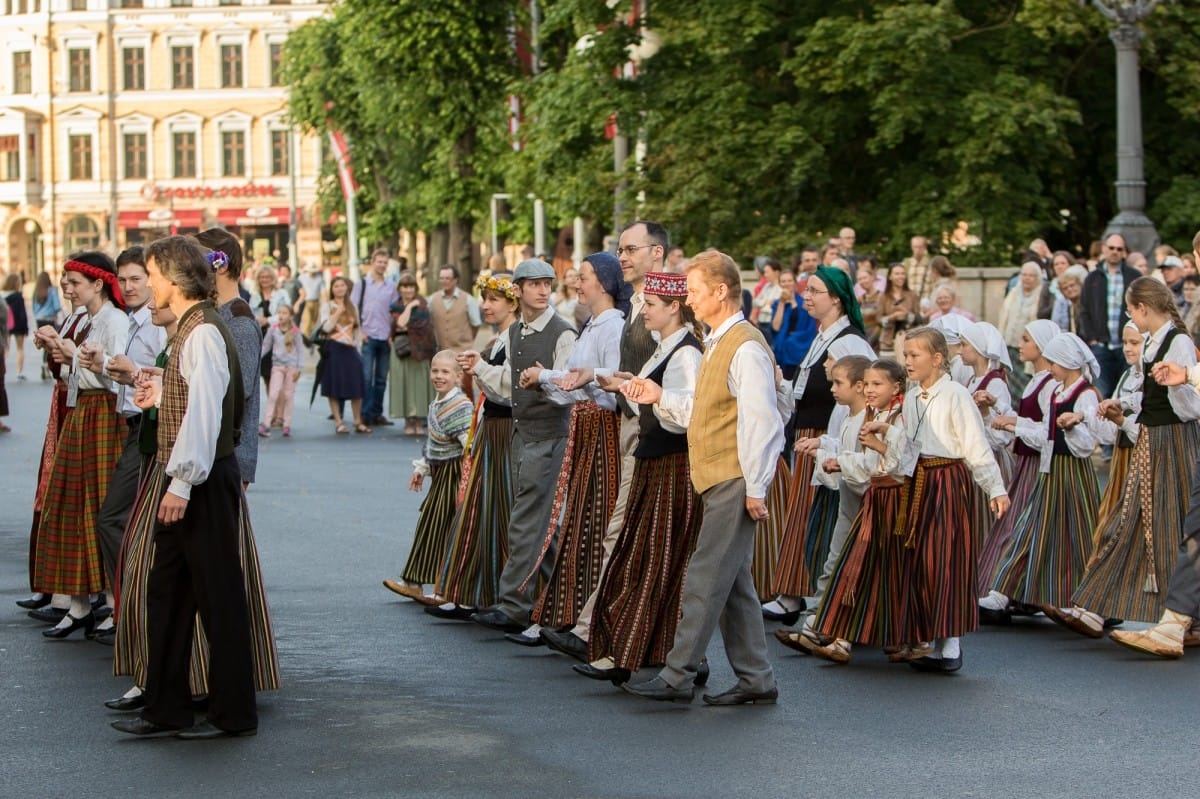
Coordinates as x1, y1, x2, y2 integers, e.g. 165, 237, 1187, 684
0, 370, 1194, 799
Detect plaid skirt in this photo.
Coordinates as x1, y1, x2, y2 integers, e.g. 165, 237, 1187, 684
32, 390, 124, 595
28, 382, 71, 590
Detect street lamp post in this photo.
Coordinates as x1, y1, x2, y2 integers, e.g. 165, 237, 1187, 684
1086, 0, 1168, 255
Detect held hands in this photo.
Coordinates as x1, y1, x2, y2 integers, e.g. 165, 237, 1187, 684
597, 370, 634, 392
34, 325, 60, 351
133, 367, 164, 410
518, 361, 545, 389
553, 367, 594, 391
1151, 361, 1188, 387
1056, 412, 1083, 430
794, 436, 820, 457
409, 471, 425, 492
972, 390, 997, 411
619, 376, 663, 405
1097, 398, 1125, 425
77, 342, 104, 374
858, 425, 888, 454
745, 496, 769, 522
457, 350, 481, 375
157, 493, 188, 525
990, 495, 1011, 519
822, 457, 841, 473
991, 414, 1017, 433
105, 354, 138, 386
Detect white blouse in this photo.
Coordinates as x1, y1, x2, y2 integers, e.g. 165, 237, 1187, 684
1034, 378, 1112, 473
642, 326, 701, 435
901, 375, 1006, 499
1097, 366, 1142, 446
967, 371, 1014, 453
471, 327, 515, 405
75, 302, 130, 394
814, 407, 878, 494
538, 307, 623, 411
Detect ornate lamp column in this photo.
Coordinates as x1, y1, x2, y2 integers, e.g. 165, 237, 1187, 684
1086, 0, 1168, 255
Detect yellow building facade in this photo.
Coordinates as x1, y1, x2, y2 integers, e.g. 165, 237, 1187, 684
0, 0, 329, 281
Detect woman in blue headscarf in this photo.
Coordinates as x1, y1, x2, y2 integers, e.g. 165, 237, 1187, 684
507, 252, 630, 644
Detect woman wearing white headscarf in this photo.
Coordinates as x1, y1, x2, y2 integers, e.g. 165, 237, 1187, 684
998, 263, 1048, 397
959, 322, 1015, 554
977, 319, 1061, 621
931, 314, 975, 387
988, 332, 1112, 618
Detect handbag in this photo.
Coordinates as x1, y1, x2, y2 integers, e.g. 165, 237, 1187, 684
392, 332, 412, 359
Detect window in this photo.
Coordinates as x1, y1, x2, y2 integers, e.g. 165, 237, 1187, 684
118, 0, 143, 7
122, 47, 145, 91
123, 132, 147, 179
64, 216, 100, 253
222, 130, 245, 176
220, 44, 243, 88
219, 0, 241, 5
69, 0, 87, 9
270, 129, 289, 176
68, 48, 91, 92
68, 133, 92, 180
26, 132, 37, 182
173, 131, 196, 178
269, 42, 284, 86
1, 136, 19, 182
170, 0, 193, 6
12, 51, 32, 94
171, 45, 194, 89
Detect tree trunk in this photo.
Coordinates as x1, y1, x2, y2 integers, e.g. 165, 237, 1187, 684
448, 217, 476, 286
426, 225, 450, 294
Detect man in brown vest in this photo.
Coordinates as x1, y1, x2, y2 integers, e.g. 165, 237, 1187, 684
619, 251, 783, 705
429, 264, 480, 353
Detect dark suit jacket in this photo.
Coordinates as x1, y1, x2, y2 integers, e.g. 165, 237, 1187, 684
1078, 262, 1141, 345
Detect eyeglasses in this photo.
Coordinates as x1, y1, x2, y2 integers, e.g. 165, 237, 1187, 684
803, 286, 829, 296
1107, 245, 1127, 252
616, 244, 654, 256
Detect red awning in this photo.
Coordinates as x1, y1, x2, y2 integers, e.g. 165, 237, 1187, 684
117, 209, 203, 230
215, 206, 291, 227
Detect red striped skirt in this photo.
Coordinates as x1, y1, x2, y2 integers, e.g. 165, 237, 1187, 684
772, 427, 824, 597
32, 390, 124, 596
752, 457, 790, 600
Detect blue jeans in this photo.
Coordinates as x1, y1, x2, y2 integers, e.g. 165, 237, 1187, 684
361, 337, 391, 420
1089, 343, 1124, 401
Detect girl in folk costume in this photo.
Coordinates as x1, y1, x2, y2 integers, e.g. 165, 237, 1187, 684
977, 319, 1061, 621
428, 274, 520, 620
806, 360, 917, 662
898, 327, 1009, 672
111, 249, 279, 714
383, 352, 474, 604
958, 322, 1015, 553
575, 271, 704, 685
18, 276, 90, 613
516, 252, 627, 642
766, 266, 874, 626
930, 313, 976, 387
1091, 323, 1144, 551
32, 254, 130, 638
1059, 278, 1200, 637
258, 304, 304, 438
988, 333, 1109, 618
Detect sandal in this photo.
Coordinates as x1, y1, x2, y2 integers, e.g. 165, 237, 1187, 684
335, 422, 349, 435
812, 638, 852, 664
355, 423, 373, 434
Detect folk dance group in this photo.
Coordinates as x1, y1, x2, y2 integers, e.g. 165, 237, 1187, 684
387, 229, 1200, 706
17, 233, 279, 738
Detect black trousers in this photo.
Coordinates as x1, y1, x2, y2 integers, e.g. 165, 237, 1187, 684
96, 420, 143, 588
143, 455, 257, 732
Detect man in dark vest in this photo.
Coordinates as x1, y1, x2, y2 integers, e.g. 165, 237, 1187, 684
540, 220, 667, 659
470, 259, 577, 633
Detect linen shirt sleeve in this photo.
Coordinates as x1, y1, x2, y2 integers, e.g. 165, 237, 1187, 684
166, 325, 230, 501
980, 377, 1015, 452
1163, 334, 1200, 421
473, 340, 512, 403
1061, 389, 1111, 459
652, 345, 701, 434
950, 387, 1006, 499
729, 340, 785, 499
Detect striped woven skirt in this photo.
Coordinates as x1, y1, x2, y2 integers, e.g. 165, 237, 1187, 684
751, 457, 790, 601
531, 402, 622, 629
970, 446, 1014, 554
588, 452, 702, 670
28, 381, 71, 591
401, 457, 463, 584
990, 455, 1098, 608
1072, 421, 1200, 622
814, 478, 916, 647
114, 464, 280, 693
976, 452, 1039, 593
1093, 443, 1132, 551
435, 416, 513, 608
772, 427, 825, 597
32, 390, 124, 596
906, 458, 978, 640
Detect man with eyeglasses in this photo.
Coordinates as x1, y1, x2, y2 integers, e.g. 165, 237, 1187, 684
1079, 233, 1140, 401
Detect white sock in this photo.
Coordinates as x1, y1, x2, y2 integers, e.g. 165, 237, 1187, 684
26, 592, 46, 603
778, 595, 803, 613
49, 593, 70, 610
122, 685, 143, 700
67, 595, 90, 619
978, 591, 1008, 611
521, 624, 542, 639
940, 637, 961, 659
590, 656, 615, 669
95, 616, 115, 632
437, 602, 457, 611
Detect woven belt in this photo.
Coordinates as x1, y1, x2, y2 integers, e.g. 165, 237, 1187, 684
900, 456, 959, 548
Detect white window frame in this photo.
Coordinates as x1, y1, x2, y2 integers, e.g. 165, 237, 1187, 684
59, 107, 102, 183
117, 113, 154, 182
215, 29, 251, 89
165, 112, 203, 179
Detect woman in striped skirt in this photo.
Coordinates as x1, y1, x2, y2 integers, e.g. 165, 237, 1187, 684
574, 271, 703, 684
899, 327, 1009, 672
427, 275, 519, 620
752, 457, 790, 600
383, 351, 474, 604
977, 319, 1060, 621
17, 294, 89, 612
1091, 322, 1143, 551
1059, 278, 1200, 635
988, 334, 1107, 616
959, 322, 1015, 555
32, 254, 129, 638
520, 253, 628, 639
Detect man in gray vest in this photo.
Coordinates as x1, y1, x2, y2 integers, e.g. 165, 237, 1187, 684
469, 259, 576, 633
539, 220, 668, 659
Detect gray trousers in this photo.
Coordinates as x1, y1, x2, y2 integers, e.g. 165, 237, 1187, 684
811, 482, 864, 611
572, 414, 639, 641
96, 422, 143, 588
661, 477, 775, 693
1165, 457, 1200, 618
496, 427, 567, 624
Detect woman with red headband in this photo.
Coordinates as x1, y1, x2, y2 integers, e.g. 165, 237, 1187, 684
31, 252, 129, 638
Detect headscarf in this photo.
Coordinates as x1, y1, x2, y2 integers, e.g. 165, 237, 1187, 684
584, 251, 633, 318
813, 265, 864, 333
961, 321, 1012, 370
1025, 319, 1061, 355
65, 258, 125, 311
826, 335, 875, 363
1042, 332, 1100, 383
931, 313, 970, 346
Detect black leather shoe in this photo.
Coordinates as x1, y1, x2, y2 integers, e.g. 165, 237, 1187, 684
504, 631, 545, 647
105, 694, 146, 712
908, 655, 963, 673
16, 594, 51, 610
702, 685, 779, 706
621, 676, 694, 703
541, 628, 588, 662
92, 627, 116, 646
176, 721, 257, 740
761, 602, 805, 626
470, 609, 526, 633
111, 717, 184, 738
978, 606, 1012, 625
1104, 617, 1124, 629
696, 660, 710, 687
91, 594, 107, 611
572, 663, 631, 685
43, 612, 95, 639
28, 607, 67, 624
94, 605, 113, 622
423, 604, 475, 621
